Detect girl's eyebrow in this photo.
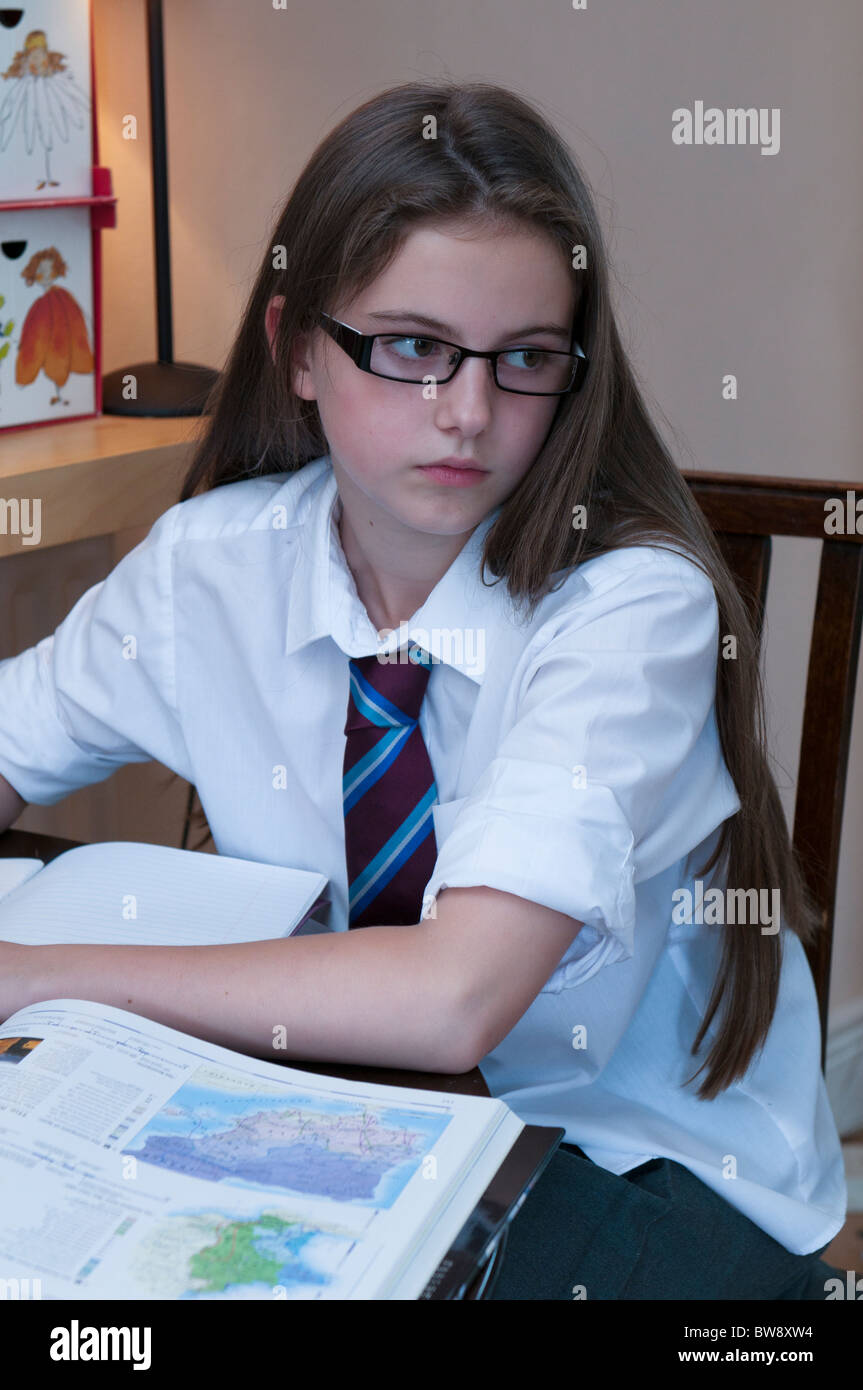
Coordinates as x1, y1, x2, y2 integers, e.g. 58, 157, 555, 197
366, 309, 571, 343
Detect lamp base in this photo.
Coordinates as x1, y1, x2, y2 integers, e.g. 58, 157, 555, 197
101, 361, 219, 417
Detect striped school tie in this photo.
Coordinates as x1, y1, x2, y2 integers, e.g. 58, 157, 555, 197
343, 642, 439, 928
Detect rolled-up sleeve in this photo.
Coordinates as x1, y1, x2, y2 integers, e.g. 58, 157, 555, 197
0, 503, 190, 804
421, 549, 740, 988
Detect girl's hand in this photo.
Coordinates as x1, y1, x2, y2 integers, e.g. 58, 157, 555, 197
0, 941, 41, 1024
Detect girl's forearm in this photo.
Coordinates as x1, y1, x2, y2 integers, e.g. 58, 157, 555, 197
23, 925, 470, 1073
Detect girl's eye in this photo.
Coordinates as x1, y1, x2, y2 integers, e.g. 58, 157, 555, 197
380, 336, 444, 361
501, 348, 548, 370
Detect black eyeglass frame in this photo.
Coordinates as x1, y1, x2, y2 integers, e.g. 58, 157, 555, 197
316, 310, 589, 396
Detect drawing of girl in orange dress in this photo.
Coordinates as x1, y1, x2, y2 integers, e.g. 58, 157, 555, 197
16, 246, 94, 405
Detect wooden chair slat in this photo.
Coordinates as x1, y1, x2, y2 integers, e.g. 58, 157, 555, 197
712, 532, 771, 646
794, 541, 863, 1060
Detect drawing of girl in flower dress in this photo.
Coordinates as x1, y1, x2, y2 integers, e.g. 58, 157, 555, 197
0, 28, 90, 190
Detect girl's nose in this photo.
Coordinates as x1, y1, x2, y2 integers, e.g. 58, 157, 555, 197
433, 356, 496, 431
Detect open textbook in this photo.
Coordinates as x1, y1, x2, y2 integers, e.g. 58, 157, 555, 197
0, 998, 560, 1299
0, 842, 562, 1297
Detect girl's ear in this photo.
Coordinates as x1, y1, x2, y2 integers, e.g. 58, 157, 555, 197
266, 294, 317, 399
264, 295, 285, 363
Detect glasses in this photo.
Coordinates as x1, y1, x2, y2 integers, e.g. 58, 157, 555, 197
316, 311, 589, 395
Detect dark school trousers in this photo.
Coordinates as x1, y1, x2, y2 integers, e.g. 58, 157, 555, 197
487, 1142, 848, 1300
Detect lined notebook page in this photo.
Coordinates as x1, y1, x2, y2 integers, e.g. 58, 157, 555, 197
0, 841, 329, 947
0, 858, 44, 903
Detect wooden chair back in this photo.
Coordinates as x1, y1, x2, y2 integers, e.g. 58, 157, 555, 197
684, 470, 863, 1070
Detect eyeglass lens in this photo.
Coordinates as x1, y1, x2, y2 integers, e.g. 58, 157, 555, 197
369, 335, 575, 392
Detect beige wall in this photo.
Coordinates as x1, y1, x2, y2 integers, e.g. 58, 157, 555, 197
21, 1, 863, 1015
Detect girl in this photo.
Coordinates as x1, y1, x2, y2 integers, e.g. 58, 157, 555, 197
0, 80, 848, 1300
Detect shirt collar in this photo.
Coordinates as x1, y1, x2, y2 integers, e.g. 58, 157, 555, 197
283, 455, 519, 685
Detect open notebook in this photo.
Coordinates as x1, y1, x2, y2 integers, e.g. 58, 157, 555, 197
0, 841, 331, 946
0, 843, 563, 1299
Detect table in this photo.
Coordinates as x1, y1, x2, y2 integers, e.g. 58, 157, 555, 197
0, 416, 199, 558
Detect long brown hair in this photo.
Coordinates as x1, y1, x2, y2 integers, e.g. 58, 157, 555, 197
179, 80, 821, 1100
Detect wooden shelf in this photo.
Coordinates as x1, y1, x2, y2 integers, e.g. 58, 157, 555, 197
0, 415, 203, 556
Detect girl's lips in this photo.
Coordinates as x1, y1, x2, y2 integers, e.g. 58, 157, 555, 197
417, 464, 489, 486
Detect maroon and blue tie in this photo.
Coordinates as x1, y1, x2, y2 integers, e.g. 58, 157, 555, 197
343, 642, 439, 928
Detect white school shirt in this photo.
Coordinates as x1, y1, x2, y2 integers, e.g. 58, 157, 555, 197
0, 453, 846, 1255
